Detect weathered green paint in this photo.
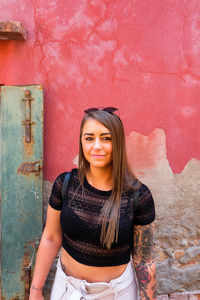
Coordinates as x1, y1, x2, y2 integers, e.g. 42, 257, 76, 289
1, 85, 43, 299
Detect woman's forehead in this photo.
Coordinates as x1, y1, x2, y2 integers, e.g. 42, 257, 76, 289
82, 118, 110, 133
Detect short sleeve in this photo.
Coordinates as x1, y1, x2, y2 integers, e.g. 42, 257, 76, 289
134, 184, 155, 225
49, 172, 67, 210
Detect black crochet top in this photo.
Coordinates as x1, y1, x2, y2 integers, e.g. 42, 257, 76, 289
49, 168, 155, 266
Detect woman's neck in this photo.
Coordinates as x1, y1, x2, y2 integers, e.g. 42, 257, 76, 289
87, 166, 113, 191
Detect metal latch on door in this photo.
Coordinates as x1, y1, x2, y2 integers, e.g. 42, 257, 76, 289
21, 90, 35, 143
17, 161, 41, 176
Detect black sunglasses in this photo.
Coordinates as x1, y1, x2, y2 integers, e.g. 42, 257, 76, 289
84, 107, 118, 114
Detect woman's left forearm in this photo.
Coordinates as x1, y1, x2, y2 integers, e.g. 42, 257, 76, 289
132, 223, 157, 300
133, 257, 157, 300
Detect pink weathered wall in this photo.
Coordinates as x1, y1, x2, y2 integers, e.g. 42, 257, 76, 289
0, 0, 200, 181
0, 0, 200, 295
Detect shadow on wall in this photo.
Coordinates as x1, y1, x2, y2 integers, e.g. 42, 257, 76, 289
126, 128, 200, 294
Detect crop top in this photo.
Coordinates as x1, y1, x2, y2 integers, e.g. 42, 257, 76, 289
49, 168, 155, 267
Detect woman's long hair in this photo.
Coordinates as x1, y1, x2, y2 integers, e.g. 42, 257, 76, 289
78, 110, 138, 249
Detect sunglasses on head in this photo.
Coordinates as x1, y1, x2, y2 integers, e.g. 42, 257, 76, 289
84, 107, 118, 114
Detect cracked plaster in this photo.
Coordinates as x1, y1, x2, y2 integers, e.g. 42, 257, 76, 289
0, 0, 200, 175
126, 128, 200, 293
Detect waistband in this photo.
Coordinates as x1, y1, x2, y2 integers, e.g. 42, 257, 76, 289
55, 256, 136, 299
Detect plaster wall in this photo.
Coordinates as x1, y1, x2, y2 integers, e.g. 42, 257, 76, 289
0, 0, 200, 295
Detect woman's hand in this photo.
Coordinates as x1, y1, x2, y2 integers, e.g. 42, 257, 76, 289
29, 287, 44, 300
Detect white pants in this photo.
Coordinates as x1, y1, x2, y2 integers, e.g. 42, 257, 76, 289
50, 257, 139, 300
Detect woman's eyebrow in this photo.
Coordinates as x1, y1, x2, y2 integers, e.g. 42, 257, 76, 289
83, 133, 94, 136
83, 132, 111, 136
101, 133, 111, 136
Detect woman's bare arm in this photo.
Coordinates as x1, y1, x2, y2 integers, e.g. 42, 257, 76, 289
29, 205, 62, 299
132, 222, 157, 300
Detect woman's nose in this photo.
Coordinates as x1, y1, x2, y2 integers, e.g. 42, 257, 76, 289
93, 138, 102, 149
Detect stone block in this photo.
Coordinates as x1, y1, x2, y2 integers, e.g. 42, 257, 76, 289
179, 246, 200, 264
170, 294, 188, 299
0, 21, 27, 40
175, 250, 185, 260
157, 258, 200, 294
188, 295, 200, 300
164, 248, 175, 259
158, 295, 169, 300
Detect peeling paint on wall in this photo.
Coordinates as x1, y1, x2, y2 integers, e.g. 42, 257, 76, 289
126, 128, 200, 294
0, 0, 200, 179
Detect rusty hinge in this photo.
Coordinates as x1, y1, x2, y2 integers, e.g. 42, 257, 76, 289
22, 90, 35, 143
17, 161, 41, 176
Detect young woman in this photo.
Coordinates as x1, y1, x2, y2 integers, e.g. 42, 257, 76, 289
29, 107, 157, 300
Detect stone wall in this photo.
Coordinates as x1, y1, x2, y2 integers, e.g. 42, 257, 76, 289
126, 129, 200, 295
158, 294, 200, 300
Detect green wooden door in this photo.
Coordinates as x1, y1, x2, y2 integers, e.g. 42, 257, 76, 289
0, 85, 44, 299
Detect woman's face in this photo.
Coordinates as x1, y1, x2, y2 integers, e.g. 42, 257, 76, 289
81, 118, 113, 170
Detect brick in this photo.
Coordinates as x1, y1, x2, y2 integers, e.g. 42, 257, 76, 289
157, 295, 169, 300
175, 249, 185, 260
0, 21, 27, 40
170, 294, 188, 300
188, 295, 200, 300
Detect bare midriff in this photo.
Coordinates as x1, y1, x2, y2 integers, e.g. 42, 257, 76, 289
60, 248, 128, 283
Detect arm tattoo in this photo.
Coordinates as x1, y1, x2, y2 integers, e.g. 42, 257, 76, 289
133, 223, 157, 299
135, 260, 156, 300
133, 223, 154, 261
133, 227, 140, 255
135, 260, 151, 285
135, 261, 151, 300
151, 271, 157, 298
141, 226, 154, 260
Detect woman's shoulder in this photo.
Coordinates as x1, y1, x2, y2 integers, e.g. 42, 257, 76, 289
133, 181, 154, 203
54, 168, 78, 183
126, 180, 154, 204
138, 181, 152, 194
130, 178, 152, 194
133, 181, 155, 224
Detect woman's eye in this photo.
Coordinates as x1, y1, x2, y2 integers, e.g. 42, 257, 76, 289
84, 136, 111, 141
85, 137, 93, 141
102, 137, 112, 141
